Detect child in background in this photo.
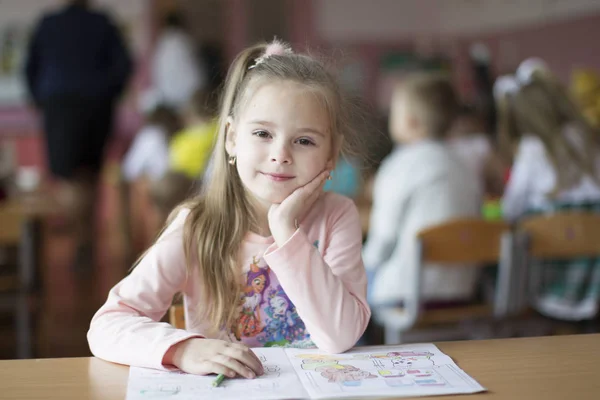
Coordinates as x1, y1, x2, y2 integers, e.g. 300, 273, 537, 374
147, 89, 219, 225
496, 59, 600, 320
447, 105, 491, 180
169, 89, 219, 180
363, 73, 482, 307
122, 105, 181, 183
88, 40, 370, 377
447, 105, 507, 219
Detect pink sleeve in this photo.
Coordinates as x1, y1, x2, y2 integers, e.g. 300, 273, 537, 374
87, 210, 203, 370
263, 199, 371, 353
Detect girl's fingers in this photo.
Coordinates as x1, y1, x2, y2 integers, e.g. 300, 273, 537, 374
224, 346, 264, 375
307, 179, 325, 203
193, 360, 237, 378
214, 354, 256, 379
299, 170, 330, 199
295, 174, 327, 223
231, 344, 264, 371
274, 169, 330, 226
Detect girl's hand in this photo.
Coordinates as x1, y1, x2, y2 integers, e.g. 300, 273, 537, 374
168, 338, 264, 378
268, 167, 331, 246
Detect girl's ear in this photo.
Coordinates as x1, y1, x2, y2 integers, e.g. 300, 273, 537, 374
225, 116, 237, 156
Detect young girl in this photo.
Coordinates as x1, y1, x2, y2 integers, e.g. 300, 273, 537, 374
169, 88, 219, 180
122, 105, 181, 183
496, 58, 600, 320
88, 40, 370, 378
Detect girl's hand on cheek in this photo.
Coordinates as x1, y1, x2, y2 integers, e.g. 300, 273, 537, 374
268, 166, 331, 246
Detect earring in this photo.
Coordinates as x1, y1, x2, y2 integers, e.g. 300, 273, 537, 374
228, 156, 236, 165
327, 174, 333, 181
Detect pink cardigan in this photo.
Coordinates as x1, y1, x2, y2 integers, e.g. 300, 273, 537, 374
87, 192, 370, 370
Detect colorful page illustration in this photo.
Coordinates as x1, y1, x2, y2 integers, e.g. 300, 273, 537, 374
125, 348, 308, 400
285, 343, 485, 399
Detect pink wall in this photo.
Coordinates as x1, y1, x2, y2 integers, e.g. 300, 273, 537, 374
460, 13, 600, 82
225, 0, 248, 64
307, 11, 600, 104
6, 3, 599, 171
289, 0, 319, 51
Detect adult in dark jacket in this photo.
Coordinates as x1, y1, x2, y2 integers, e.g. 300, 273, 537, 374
24, 0, 132, 270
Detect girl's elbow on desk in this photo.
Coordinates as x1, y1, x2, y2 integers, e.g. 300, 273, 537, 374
312, 325, 367, 354
314, 337, 359, 354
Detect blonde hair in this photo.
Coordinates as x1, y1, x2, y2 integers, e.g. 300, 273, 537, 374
155, 41, 367, 334
497, 69, 600, 197
398, 73, 459, 139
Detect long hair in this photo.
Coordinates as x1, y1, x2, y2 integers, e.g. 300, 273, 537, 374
497, 69, 600, 197
156, 41, 368, 334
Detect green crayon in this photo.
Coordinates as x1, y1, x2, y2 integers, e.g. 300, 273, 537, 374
212, 373, 226, 387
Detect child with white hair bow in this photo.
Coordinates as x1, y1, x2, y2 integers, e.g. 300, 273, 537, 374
495, 58, 600, 321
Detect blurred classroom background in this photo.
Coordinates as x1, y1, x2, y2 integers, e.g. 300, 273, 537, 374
1, 0, 600, 359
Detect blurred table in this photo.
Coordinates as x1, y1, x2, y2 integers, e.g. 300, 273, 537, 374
0, 191, 58, 358
1, 334, 599, 399
0, 193, 57, 289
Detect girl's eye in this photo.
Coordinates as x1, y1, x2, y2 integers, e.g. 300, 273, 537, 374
252, 130, 271, 139
296, 138, 315, 146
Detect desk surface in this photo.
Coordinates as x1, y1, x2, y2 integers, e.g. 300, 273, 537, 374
2, 334, 600, 400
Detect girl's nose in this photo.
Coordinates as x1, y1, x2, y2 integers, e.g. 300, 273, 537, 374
270, 144, 292, 165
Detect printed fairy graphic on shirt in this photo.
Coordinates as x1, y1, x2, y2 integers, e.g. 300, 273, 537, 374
234, 255, 313, 348
235, 257, 270, 339
258, 285, 308, 347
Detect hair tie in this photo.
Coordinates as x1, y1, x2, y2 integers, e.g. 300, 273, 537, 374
248, 39, 293, 70
493, 75, 519, 100
516, 58, 548, 85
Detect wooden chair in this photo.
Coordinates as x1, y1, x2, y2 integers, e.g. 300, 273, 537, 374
520, 212, 600, 259
0, 200, 41, 359
0, 202, 21, 291
169, 303, 185, 329
373, 217, 513, 344
517, 212, 600, 332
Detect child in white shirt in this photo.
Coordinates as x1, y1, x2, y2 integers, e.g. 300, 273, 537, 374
496, 59, 600, 320
122, 105, 181, 183
364, 74, 482, 307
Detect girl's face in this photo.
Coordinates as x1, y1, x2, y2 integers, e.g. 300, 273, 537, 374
270, 296, 288, 316
226, 80, 333, 208
252, 275, 266, 293
389, 89, 423, 144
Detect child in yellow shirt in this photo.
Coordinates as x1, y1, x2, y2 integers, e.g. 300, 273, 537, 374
169, 89, 218, 179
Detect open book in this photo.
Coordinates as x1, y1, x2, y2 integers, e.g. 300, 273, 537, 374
126, 343, 485, 399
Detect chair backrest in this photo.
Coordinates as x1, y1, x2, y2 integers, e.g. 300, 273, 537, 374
417, 218, 510, 264
169, 304, 185, 329
519, 212, 600, 259
0, 202, 22, 245
374, 218, 515, 342
399, 218, 513, 326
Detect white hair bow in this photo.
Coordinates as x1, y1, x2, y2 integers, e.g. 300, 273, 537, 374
493, 57, 549, 99
493, 75, 519, 99
516, 58, 548, 85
